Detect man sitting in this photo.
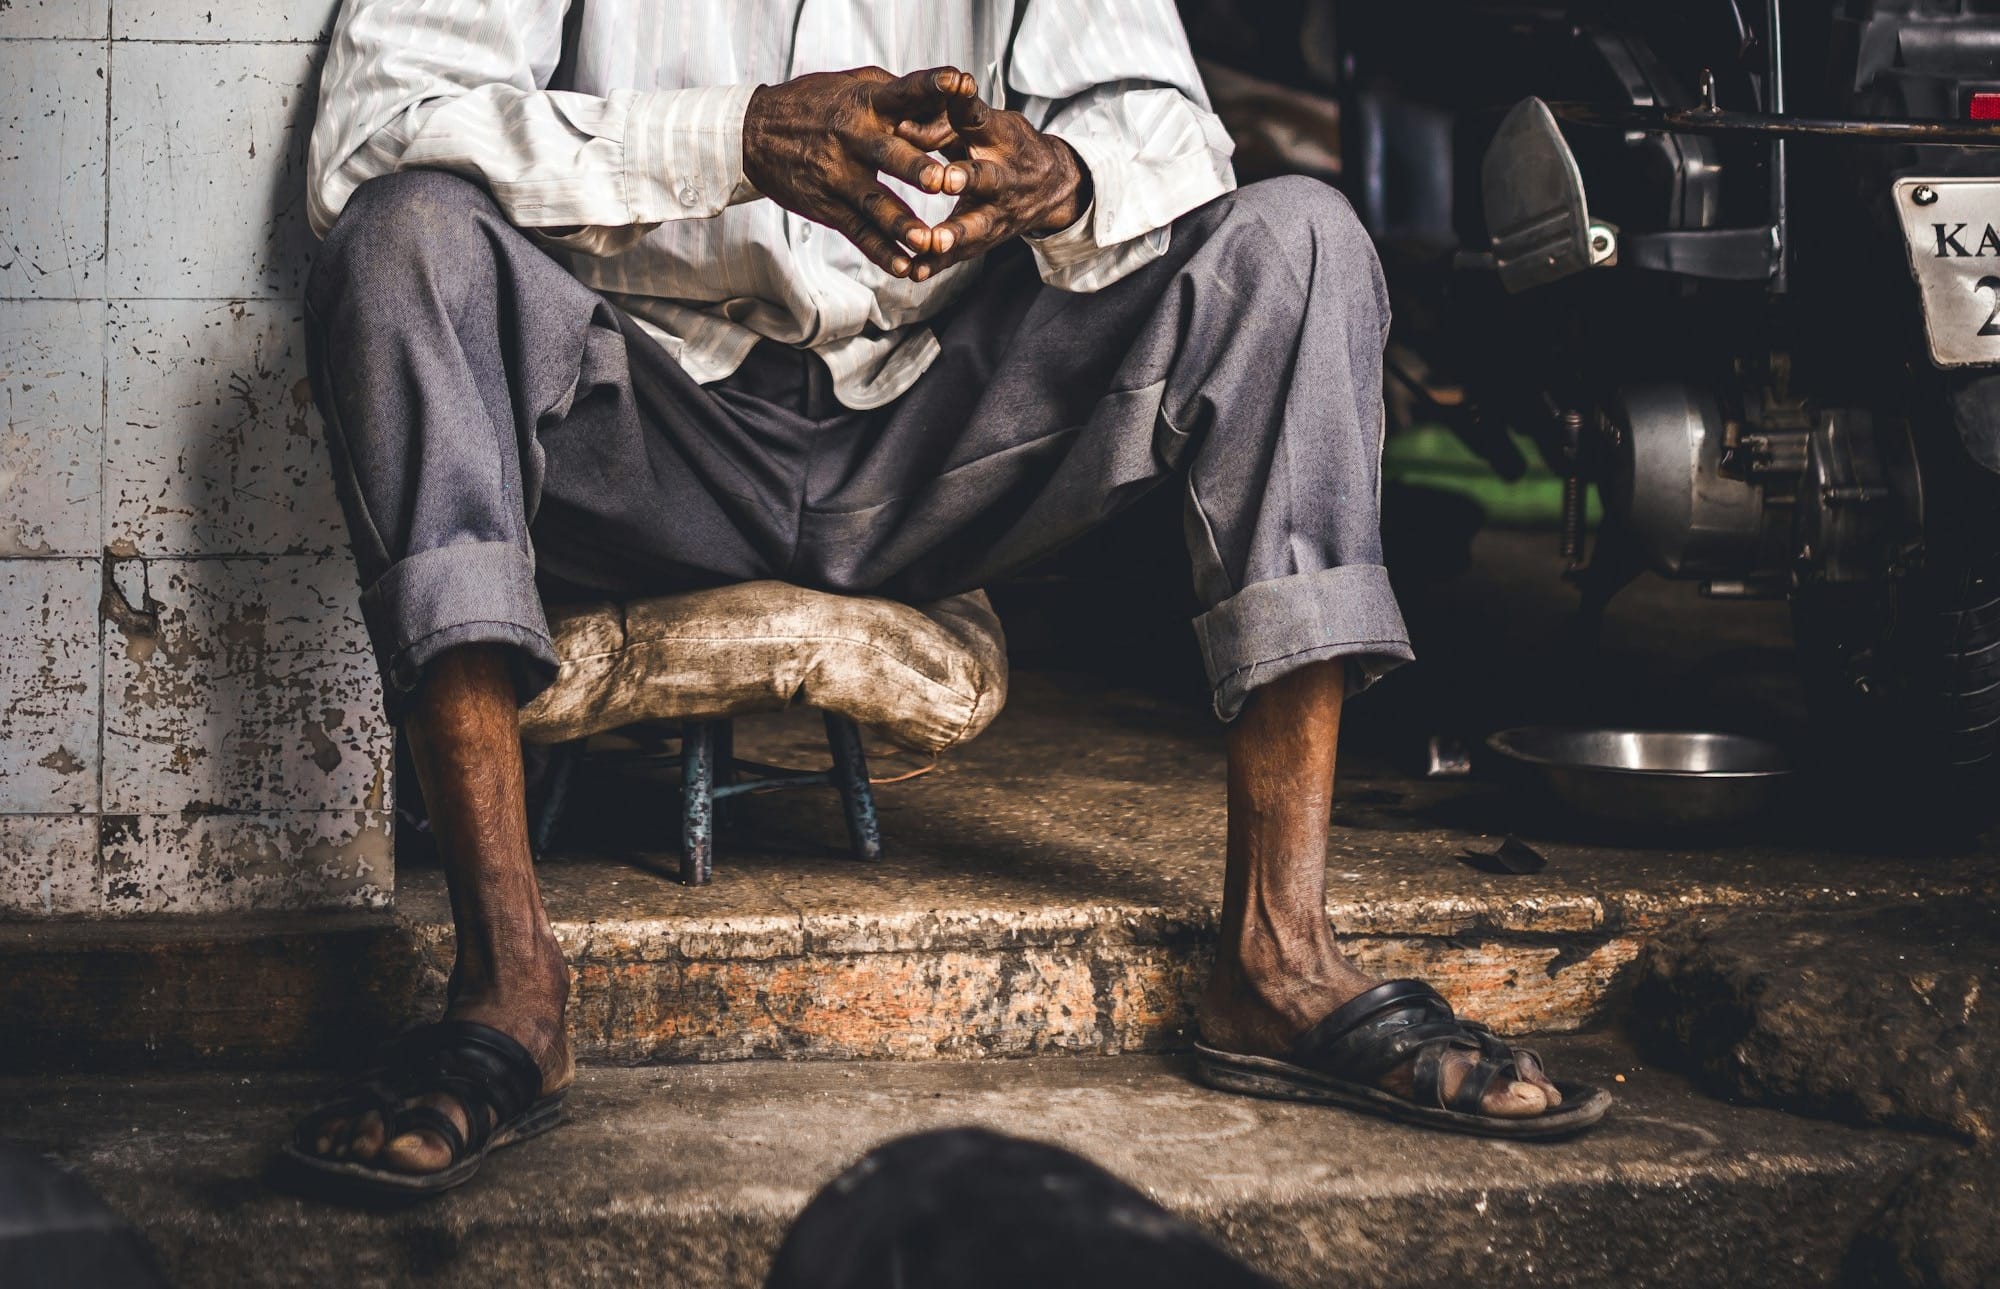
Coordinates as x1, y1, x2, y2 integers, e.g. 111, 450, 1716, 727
289, 0, 1604, 1199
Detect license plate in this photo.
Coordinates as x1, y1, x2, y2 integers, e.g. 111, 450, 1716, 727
1896, 177, 2000, 368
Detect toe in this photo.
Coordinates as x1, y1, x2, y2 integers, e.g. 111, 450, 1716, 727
380, 1129, 454, 1175
1513, 1049, 1563, 1108
1439, 1048, 1550, 1119
348, 1111, 387, 1161
1480, 1077, 1550, 1119
311, 1116, 346, 1157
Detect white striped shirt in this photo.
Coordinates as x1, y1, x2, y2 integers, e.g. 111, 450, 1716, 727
308, 0, 1237, 409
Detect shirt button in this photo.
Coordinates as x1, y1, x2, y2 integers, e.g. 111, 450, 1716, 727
678, 183, 700, 207
798, 223, 813, 243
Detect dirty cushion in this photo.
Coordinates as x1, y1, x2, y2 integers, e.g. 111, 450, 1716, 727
518, 582, 1008, 754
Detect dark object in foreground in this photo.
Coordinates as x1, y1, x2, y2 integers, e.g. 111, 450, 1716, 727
764, 1128, 1281, 1289
1458, 836, 1549, 875
0, 1142, 166, 1288
1195, 979, 1610, 1139
281, 1020, 566, 1201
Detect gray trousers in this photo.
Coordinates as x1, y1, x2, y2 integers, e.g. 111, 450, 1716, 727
304, 169, 1411, 722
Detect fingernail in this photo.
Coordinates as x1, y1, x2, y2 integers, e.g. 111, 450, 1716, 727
921, 164, 941, 191
907, 227, 930, 251
890, 256, 910, 276
935, 229, 955, 252
914, 264, 931, 282
944, 168, 966, 195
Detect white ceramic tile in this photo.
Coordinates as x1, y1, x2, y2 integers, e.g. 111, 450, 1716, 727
0, 0, 108, 39
113, 0, 338, 42
0, 41, 109, 299
107, 299, 343, 556
108, 41, 320, 299
0, 300, 104, 556
0, 557, 101, 813
99, 808, 391, 912
101, 553, 387, 814
0, 814, 98, 915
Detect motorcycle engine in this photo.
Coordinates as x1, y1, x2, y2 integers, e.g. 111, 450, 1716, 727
1603, 382, 1770, 580
1602, 380, 1923, 594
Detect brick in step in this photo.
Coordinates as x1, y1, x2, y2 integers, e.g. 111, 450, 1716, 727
3, 1035, 1965, 1288
1630, 901, 2000, 1145
6, 840, 1988, 1075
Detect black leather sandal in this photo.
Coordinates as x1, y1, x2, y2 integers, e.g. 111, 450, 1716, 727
281, 1020, 567, 1199
1193, 979, 1611, 1139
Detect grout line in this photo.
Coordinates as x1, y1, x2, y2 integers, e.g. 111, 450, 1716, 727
1, 296, 308, 304
94, 3, 112, 911
0, 35, 327, 44
0, 551, 343, 562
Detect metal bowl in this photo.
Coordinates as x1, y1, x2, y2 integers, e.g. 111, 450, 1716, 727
1483, 727, 1794, 830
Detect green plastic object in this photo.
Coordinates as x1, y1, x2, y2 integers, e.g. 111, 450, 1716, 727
1383, 424, 1602, 530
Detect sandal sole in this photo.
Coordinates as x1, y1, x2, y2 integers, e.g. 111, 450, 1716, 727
280, 1093, 568, 1200
1193, 1044, 1611, 1140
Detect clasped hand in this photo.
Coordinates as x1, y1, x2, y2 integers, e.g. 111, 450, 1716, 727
742, 66, 1090, 281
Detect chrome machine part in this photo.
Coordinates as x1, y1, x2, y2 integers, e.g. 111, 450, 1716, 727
1794, 408, 1924, 588
1603, 382, 1768, 579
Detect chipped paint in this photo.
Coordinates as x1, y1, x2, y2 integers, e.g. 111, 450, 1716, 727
0, 816, 97, 915
113, 0, 341, 42
103, 556, 389, 818
0, 26, 394, 920
109, 43, 321, 300
106, 301, 344, 557
0, 301, 105, 559
0, 42, 108, 299
0, 560, 101, 814
0, 0, 108, 38
99, 809, 390, 914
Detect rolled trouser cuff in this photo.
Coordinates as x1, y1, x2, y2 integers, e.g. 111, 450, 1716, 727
1194, 564, 1414, 721
358, 540, 560, 718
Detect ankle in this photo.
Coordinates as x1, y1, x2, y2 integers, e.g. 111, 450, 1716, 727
1199, 939, 1373, 1051
448, 931, 570, 1007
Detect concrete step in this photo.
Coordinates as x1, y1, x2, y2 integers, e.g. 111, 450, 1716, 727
5, 676, 1990, 1073
5, 1034, 1960, 1288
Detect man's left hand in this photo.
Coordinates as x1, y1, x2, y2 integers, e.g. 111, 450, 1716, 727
901, 94, 1092, 281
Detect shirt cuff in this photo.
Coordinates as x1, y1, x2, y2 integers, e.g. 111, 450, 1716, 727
624, 82, 759, 224
1023, 200, 1101, 273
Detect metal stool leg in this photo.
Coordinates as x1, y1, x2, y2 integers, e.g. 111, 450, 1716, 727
824, 712, 883, 861
680, 720, 717, 885
712, 718, 741, 835
528, 741, 580, 859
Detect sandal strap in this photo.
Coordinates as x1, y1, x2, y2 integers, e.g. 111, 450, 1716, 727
392, 1104, 469, 1159
1287, 982, 1536, 1117
1445, 1050, 1511, 1115
1293, 980, 1460, 1084
294, 1020, 547, 1162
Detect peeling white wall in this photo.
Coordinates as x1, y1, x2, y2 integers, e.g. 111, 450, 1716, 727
1, 0, 392, 915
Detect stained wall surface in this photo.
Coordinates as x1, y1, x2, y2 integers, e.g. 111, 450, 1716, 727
0, 0, 393, 915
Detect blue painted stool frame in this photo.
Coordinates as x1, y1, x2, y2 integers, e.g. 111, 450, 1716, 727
530, 712, 883, 885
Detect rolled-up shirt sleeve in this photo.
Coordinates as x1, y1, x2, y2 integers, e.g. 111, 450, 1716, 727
306, 0, 757, 250
1010, 0, 1237, 292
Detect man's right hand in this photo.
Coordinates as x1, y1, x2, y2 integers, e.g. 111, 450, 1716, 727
743, 66, 977, 279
